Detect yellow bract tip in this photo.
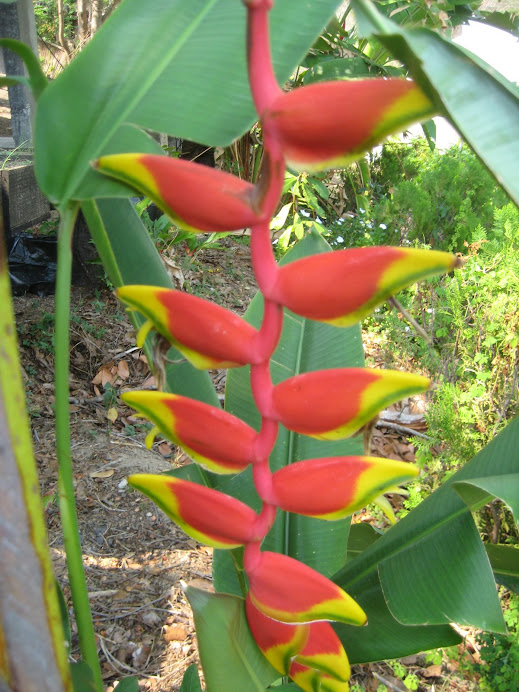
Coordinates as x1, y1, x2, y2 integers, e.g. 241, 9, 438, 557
145, 425, 160, 450
136, 319, 154, 348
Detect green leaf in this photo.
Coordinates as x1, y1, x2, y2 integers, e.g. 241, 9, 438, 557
303, 56, 371, 84
179, 664, 203, 692
166, 462, 214, 486
421, 119, 436, 151
350, 0, 519, 207
34, 0, 341, 204
77, 124, 164, 200
114, 678, 139, 692
185, 588, 278, 692
485, 544, 519, 594
0, 39, 47, 99
474, 12, 519, 37
378, 513, 497, 627
453, 475, 519, 527
215, 229, 364, 593
0, 75, 30, 88
347, 523, 382, 560
82, 198, 218, 405
55, 581, 71, 650
70, 662, 97, 692
333, 417, 519, 663
333, 581, 461, 665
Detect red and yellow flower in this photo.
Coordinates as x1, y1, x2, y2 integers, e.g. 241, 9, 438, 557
268, 247, 460, 326
122, 391, 257, 474
128, 474, 261, 549
95, 154, 266, 232
272, 368, 429, 440
117, 285, 259, 369
246, 551, 367, 625
272, 456, 419, 520
246, 596, 351, 689
261, 78, 435, 171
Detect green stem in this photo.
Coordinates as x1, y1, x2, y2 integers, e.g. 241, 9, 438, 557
55, 203, 103, 692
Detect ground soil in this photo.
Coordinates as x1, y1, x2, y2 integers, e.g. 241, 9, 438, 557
13, 235, 478, 691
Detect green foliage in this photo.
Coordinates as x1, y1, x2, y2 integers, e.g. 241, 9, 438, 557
323, 142, 510, 253
469, 592, 519, 692
349, 683, 365, 692
19, 309, 55, 352
273, 171, 334, 253
370, 142, 509, 251
34, 1, 76, 44
386, 661, 419, 689
366, 201, 519, 512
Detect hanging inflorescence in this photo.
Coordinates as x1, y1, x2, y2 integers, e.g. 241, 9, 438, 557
96, 1, 460, 689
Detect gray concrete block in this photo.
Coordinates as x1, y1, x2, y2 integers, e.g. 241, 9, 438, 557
1, 163, 50, 239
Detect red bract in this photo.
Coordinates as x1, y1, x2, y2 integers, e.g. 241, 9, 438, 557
272, 456, 419, 519
289, 661, 349, 692
95, 154, 266, 232
121, 391, 257, 474
269, 247, 460, 326
117, 285, 259, 369
272, 368, 429, 440
245, 595, 310, 675
294, 621, 350, 682
261, 78, 435, 171
246, 551, 366, 625
128, 474, 260, 549
245, 596, 351, 687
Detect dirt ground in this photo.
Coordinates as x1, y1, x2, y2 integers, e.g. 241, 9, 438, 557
13, 235, 478, 691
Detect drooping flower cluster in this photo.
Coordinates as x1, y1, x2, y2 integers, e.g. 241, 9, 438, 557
96, 1, 460, 689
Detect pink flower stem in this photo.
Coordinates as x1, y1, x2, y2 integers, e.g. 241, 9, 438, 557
244, 540, 263, 574
250, 360, 275, 419
244, 0, 282, 115
242, 0, 284, 588
250, 220, 279, 295
253, 299, 283, 362
254, 417, 279, 462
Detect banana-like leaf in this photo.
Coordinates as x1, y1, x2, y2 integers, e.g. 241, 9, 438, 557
34, 0, 341, 204
453, 476, 519, 527
485, 544, 519, 594
179, 664, 203, 692
333, 417, 519, 663
303, 57, 371, 85
214, 229, 365, 595
350, 0, 519, 207
0, 235, 71, 690
184, 588, 278, 692
82, 197, 218, 405
69, 662, 97, 692
112, 677, 139, 692
346, 523, 382, 560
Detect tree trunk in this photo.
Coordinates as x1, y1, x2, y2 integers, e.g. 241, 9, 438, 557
56, 0, 71, 57
90, 0, 103, 36
76, 0, 89, 45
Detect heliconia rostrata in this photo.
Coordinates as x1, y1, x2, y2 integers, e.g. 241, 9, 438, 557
96, 1, 461, 689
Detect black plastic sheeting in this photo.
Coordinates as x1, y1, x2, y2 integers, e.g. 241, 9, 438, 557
6, 200, 157, 295
8, 234, 57, 296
